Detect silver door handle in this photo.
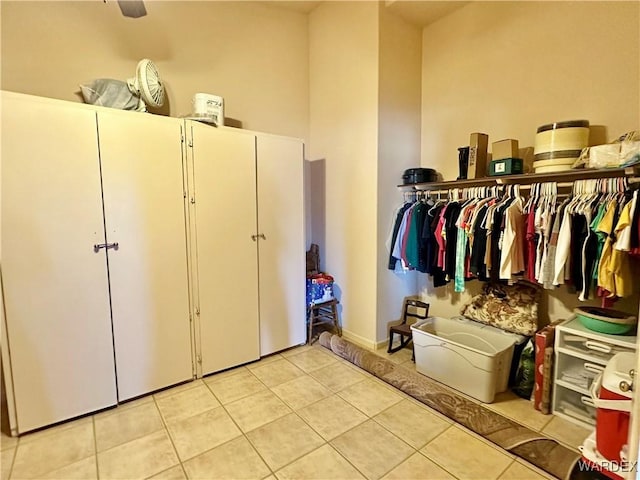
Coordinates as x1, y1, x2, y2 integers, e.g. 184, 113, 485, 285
94, 242, 119, 253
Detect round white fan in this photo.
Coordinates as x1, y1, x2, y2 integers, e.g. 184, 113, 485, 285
127, 59, 164, 111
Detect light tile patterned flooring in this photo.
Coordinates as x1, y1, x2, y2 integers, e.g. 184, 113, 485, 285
0, 344, 591, 480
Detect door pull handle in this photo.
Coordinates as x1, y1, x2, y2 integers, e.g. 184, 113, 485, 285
94, 242, 119, 253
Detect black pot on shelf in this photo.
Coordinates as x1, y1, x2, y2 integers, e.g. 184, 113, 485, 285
402, 168, 437, 185
458, 147, 470, 180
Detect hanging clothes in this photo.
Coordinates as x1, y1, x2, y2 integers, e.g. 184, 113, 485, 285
430, 204, 447, 287
435, 204, 448, 271
444, 201, 461, 281
405, 200, 429, 271
421, 203, 437, 275
578, 198, 600, 301
553, 204, 572, 286
609, 196, 635, 297
390, 202, 414, 271
596, 199, 619, 297
387, 202, 412, 270
499, 192, 526, 282
455, 198, 477, 292
545, 198, 569, 289
469, 202, 490, 280
387, 177, 638, 301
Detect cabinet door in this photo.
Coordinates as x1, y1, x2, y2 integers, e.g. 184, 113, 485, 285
188, 123, 260, 375
1, 93, 117, 432
97, 110, 193, 401
256, 135, 306, 355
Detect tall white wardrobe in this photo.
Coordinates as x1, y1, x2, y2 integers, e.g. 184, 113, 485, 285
0, 91, 306, 435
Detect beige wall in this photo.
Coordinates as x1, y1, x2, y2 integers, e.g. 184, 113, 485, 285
419, 1, 640, 322
5, 0, 637, 344
0, 1, 309, 140
421, 1, 639, 181
309, 1, 380, 346
376, 4, 422, 342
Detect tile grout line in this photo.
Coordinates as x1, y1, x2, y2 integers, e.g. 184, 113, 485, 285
369, 349, 569, 462
242, 358, 340, 476
536, 412, 555, 432
451, 423, 516, 459
321, 442, 370, 480
495, 458, 518, 479
6, 346, 582, 480
414, 449, 462, 479
357, 423, 419, 480
6, 443, 17, 480
514, 457, 558, 480
202, 376, 277, 478
281, 375, 415, 480
273, 402, 368, 479
92, 416, 100, 480
151, 394, 186, 479
204, 355, 376, 478
93, 401, 167, 457
420, 424, 519, 480
416, 425, 468, 480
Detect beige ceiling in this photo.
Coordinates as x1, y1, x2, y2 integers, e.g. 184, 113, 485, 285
384, 1, 469, 27
266, 1, 322, 13
268, 1, 469, 26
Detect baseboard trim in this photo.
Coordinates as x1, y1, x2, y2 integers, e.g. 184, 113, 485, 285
339, 331, 390, 352
375, 339, 389, 350
340, 329, 376, 351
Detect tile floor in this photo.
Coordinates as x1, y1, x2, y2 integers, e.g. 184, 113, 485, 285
0, 344, 592, 480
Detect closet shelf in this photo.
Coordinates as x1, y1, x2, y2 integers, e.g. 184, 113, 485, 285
397, 166, 640, 191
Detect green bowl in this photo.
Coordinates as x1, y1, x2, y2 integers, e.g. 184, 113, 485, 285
576, 314, 635, 335
574, 307, 637, 335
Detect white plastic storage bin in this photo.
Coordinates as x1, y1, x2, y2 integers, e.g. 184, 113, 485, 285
411, 316, 523, 403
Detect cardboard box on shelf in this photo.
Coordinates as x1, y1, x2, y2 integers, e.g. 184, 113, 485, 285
467, 132, 488, 179
489, 158, 523, 176
492, 139, 519, 161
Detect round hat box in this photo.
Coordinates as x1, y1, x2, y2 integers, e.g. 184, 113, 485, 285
534, 120, 589, 156
533, 157, 577, 174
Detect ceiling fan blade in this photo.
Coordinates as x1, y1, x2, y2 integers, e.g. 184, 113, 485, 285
117, 0, 147, 18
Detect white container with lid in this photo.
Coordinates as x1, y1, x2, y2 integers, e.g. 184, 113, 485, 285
411, 316, 524, 403
192, 93, 224, 125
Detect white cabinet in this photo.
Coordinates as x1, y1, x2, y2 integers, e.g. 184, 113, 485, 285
185, 122, 261, 375
1, 93, 195, 434
255, 134, 306, 355
0, 91, 305, 433
184, 124, 306, 375
96, 110, 193, 401
552, 316, 637, 429
1, 93, 117, 433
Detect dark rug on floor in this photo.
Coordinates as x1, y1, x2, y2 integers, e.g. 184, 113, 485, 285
318, 332, 587, 480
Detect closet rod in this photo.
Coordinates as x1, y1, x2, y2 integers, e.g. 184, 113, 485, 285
408, 179, 640, 197
398, 166, 640, 191
405, 176, 640, 195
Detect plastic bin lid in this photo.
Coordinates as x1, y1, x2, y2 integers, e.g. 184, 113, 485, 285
451, 316, 528, 343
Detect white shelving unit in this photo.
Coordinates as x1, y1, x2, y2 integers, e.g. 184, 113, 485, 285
552, 316, 637, 429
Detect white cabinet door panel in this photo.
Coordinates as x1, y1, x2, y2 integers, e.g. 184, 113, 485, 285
189, 123, 260, 375
97, 110, 193, 401
1, 93, 117, 432
256, 135, 306, 355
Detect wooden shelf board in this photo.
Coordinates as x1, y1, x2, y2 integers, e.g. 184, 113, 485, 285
397, 166, 640, 190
